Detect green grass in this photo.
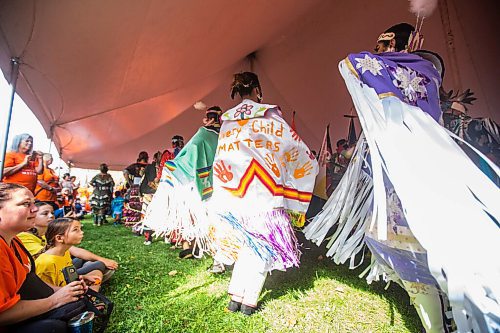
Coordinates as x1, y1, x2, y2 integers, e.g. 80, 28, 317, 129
80, 216, 422, 332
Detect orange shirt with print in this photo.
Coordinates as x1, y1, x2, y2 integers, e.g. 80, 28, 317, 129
2, 152, 39, 193
35, 167, 59, 202
0, 236, 30, 313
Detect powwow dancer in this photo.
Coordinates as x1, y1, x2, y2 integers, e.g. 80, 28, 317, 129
122, 152, 148, 227
139, 151, 161, 244
157, 135, 185, 180
210, 72, 318, 315
142, 105, 224, 256
89, 163, 114, 226
304, 21, 500, 332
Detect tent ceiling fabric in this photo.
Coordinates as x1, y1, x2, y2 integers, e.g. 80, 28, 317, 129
0, 0, 498, 169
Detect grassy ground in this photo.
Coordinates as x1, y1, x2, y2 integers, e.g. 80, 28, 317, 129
80, 215, 422, 333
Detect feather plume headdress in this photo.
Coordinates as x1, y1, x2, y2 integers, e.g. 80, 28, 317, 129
193, 101, 207, 111
407, 0, 438, 51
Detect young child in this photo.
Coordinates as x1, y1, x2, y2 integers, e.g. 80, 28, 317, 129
111, 191, 125, 226
35, 217, 103, 291
17, 201, 54, 257
74, 198, 84, 219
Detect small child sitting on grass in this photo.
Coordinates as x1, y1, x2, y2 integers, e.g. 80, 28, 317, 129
111, 191, 125, 226
35, 217, 103, 292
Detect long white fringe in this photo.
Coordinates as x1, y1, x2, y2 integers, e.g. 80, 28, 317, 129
304, 134, 373, 268
338, 60, 500, 332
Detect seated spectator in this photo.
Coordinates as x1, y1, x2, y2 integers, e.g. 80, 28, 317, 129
17, 202, 52, 257
35, 218, 103, 292
73, 198, 85, 219
1, 133, 43, 194
0, 183, 86, 332
54, 191, 74, 219
54, 189, 85, 220
18, 202, 117, 284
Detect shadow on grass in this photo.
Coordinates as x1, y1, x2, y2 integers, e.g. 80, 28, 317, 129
260, 232, 422, 332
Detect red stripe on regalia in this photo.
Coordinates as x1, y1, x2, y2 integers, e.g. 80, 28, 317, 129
222, 159, 312, 202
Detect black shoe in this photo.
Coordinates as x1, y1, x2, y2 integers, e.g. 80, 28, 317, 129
226, 300, 241, 313
179, 248, 194, 259
240, 304, 257, 316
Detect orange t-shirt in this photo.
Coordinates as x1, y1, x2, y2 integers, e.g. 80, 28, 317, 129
35, 167, 59, 202
0, 236, 30, 313
2, 152, 39, 193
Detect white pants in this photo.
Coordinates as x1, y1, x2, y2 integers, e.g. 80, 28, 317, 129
401, 280, 448, 333
227, 246, 268, 306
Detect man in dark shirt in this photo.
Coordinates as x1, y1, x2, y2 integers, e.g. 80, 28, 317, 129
140, 152, 161, 196
140, 152, 161, 245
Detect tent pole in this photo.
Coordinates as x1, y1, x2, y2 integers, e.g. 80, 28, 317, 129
438, 0, 462, 91
0, 57, 20, 180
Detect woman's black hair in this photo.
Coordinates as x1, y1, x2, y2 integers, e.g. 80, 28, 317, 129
206, 106, 222, 124
99, 163, 109, 173
384, 23, 415, 52
207, 106, 222, 112
171, 135, 184, 141
137, 151, 149, 163
230, 72, 262, 100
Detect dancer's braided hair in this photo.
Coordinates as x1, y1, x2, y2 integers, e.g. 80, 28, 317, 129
230, 72, 262, 100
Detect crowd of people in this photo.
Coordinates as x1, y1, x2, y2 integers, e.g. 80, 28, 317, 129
0, 134, 117, 332
1, 19, 499, 333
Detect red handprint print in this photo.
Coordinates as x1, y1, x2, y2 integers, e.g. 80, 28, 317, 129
214, 161, 233, 183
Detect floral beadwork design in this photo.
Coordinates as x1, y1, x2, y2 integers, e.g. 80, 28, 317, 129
234, 104, 253, 119
355, 54, 383, 76
389, 65, 429, 105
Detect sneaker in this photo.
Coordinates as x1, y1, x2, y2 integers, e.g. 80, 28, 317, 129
144, 240, 152, 246
240, 304, 258, 316
208, 262, 225, 274
102, 269, 115, 283
226, 300, 241, 313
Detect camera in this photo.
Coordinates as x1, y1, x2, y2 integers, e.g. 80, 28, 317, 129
63, 206, 73, 215
62, 266, 79, 284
